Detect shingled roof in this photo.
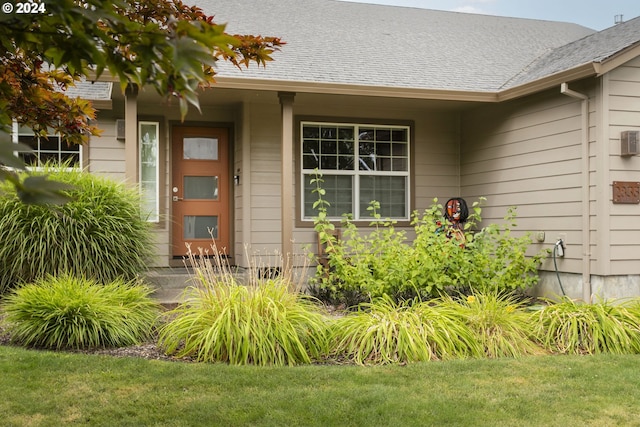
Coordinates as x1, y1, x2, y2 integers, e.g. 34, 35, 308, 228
64, 80, 112, 101
74, 1, 640, 100
503, 15, 640, 89
204, 0, 597, 92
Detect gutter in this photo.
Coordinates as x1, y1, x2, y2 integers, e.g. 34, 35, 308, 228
87, 63, 602, 104
560, 82, 592, 302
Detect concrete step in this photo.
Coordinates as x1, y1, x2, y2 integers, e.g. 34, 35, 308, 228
144, 267, 193, 305
144, 267, 247, 305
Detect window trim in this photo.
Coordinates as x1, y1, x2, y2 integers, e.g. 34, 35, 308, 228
296, 117, 414, 226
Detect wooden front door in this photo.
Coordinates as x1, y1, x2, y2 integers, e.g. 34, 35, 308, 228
171, 126, 230, 257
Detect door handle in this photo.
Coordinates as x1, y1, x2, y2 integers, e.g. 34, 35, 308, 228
172, 196, 183, 202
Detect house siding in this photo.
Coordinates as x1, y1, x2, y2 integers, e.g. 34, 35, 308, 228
607, 56, 640, 275
89, 113, 126, 182
460, 86, 596, 275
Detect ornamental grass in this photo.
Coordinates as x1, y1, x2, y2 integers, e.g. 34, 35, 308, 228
2, 275, 160, 350
158, 245, 330, 366
440, 292, 545, 358
329, 297, 482, 365
0, 166, 153, 293
531, 297, 640, 355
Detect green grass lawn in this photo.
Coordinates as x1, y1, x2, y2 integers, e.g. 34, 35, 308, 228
1, 345, 640, 426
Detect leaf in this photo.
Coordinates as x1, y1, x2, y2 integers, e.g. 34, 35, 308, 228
17, 175, 75, 205
0, 141, 31, 170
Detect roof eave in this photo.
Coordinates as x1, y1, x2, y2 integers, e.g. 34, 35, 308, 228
497, 63, 597, 102
214, 77, 499, 102
592, 43, 640, 76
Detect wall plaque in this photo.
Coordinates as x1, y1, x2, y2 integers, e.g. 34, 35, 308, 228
613, 181, 640, 204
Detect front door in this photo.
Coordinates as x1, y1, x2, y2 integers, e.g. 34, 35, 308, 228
171, 126, 230, 257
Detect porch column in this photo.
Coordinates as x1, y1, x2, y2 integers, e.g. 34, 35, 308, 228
124, 85, 138, 184
279, 92, 296, 265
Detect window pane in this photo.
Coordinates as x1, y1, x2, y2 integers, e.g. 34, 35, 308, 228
303, 154, 319, 169
184, 137, 218, 160
40, 137, 60, 151
392, 129, 408, 141
376, 129, 391, 141
184, 176, 218, 200
139, 122, 159, 222
338, 155, 354, 170
60, 152, 81, 166
302, 124, 355, 172
321, 140, 337, 154
39, 152, 59, 164
392, 143, 408, 156
17, 135, 38, 150
19, 152, 37, 166
321, 126, 336, 139
140, 181, 158, 221
392, 158, 408, 171
184, 216, 218, 239
320, 156, 337, 170
304, 174, 353, 218
303, 139, 319, 154
359, 176, 407, 218
303, 126, 319, 139
359, 129, 375, 140
338, 127, 354, 140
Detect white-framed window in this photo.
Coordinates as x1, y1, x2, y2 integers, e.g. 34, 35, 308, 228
301, 121, 410, 221
139, 121, 159, 223
14, 122, 82, 169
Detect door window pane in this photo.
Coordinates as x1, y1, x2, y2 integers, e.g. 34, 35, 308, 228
184, 216, 218, 239
184, 176, 218, 200
184, 137, 218, 160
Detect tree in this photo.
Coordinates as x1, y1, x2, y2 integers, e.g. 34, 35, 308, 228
0, 0, 283, 203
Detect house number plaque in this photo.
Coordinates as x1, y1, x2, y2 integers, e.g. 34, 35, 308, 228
613, 181, 640, 204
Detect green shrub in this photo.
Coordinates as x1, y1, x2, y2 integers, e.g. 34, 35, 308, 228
2, 275, 160, 350
531, 297, 640, 355
158, 250, 330, 365
0, 167, 153, 293
308, 172, 548, 306
329, 297, 482, 365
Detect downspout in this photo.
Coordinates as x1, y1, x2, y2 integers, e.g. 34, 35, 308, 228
560, 83, 591, 302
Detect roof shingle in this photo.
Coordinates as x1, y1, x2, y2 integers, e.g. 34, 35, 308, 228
204, 0, 596, 91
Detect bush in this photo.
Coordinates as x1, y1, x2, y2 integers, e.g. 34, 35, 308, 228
308, 172, 548, 306
158, 248, 330, 365
329, 297, 482, 365
531, 297, 640, 355
439, 292, 544, 358
2, 275, 160, 350
0, 167, 153, 293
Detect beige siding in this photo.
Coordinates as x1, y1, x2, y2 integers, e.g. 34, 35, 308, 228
461, 88, 596, 274
88, 115, 127, 182
248, 101, 282, 256
607, 56, 640, 275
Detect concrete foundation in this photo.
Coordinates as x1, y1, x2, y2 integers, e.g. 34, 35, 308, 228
533, 271, 640, 302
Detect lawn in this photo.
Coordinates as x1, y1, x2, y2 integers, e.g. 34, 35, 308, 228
1, 345, 639, 426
